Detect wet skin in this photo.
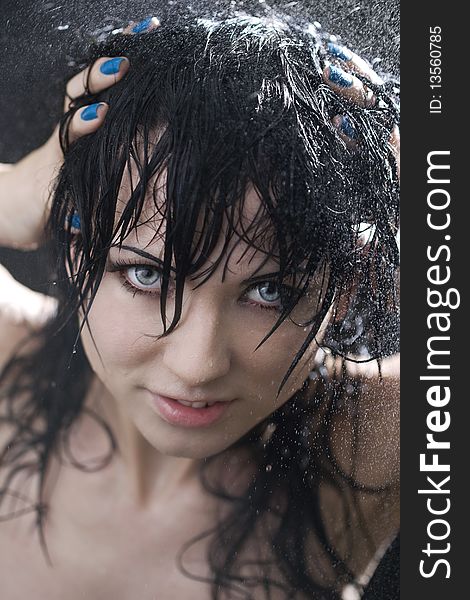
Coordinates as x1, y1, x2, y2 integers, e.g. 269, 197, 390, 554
78, 178, 328, 495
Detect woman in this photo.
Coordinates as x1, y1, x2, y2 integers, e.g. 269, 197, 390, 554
0, 13, 400, 599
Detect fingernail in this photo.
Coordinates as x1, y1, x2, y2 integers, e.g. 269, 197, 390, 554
340, 116, 356, 139
132, 17, 154, 33
80, 103, 103, 121
100, 57, 125, 76
70, 212, 81, 230
328, 65, 353, 88
327, 42, 353, 61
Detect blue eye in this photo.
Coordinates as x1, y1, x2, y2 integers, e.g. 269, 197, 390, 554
126, 265, 162, 291
246, 282, 282, 308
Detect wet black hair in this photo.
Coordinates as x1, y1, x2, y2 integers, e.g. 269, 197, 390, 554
0, 14, 399, 599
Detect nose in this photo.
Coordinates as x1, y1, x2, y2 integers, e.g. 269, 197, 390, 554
160, 297, 231, 387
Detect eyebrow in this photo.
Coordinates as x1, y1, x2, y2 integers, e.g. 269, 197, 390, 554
110, 244, 176, 273
112, 244, 309, 283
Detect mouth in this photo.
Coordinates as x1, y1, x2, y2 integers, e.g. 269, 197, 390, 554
172, 398, 218, 408
147, 392, 234, 428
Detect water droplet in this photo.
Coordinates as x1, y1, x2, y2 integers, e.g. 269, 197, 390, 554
265, 464, 272, 472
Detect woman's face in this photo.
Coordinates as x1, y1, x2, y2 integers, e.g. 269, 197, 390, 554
79, 182, 328, 460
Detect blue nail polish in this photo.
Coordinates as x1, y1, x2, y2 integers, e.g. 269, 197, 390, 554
132, 17, 153, 34
340, 116, 356, 139
327, 42, 353, 61
328, 65, 353, 88
70, 212, 81, 230
80, 103, 102, 121
100, 57, 125, 76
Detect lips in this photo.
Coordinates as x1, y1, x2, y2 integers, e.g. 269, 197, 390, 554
147, 391, 234, 428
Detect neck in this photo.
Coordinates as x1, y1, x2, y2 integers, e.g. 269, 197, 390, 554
74, 376, 203, 509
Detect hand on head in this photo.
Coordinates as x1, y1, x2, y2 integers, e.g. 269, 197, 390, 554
63, 17, 160, 145
0, 17, 160, 249
322, 41, 400, 176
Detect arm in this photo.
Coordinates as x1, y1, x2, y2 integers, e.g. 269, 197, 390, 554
0, 136, 62, 249
318, 44, 400, 488
326, 352, 400, 488
313, 352, 400, 580
0, 264, 58, 373
316, 44, 400, 575
0, 55, 131, 370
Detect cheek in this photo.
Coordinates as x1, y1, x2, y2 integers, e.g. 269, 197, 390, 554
238, 324, 319, 407
79, 276, 161, 372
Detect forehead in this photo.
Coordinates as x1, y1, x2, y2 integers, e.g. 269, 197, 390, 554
113, 163, 279, 274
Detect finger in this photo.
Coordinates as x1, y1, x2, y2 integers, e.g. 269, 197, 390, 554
323, 64, 375, 108
67, 102, 109, 144
122, 16, 160, 35
65, 211, 81, 235
327, 42, 384, 85
65, 56, 130, 106
331, 114, 358, 149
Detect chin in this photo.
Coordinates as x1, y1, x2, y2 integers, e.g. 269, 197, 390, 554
162, 444, 224, 460
135, 420, 239, 460
156, 439, 235, 461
